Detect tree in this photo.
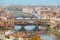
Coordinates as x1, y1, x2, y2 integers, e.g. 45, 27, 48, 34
31, 36, 40, 40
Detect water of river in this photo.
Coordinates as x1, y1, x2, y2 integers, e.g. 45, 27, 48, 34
14, 25, 60, 40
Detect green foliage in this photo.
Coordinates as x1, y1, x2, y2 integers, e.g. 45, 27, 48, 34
42, 22, 60, 37
1, 27, 11, 30
44, 23, 60, 36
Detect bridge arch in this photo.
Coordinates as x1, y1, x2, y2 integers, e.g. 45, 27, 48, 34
24, 25, 35, 31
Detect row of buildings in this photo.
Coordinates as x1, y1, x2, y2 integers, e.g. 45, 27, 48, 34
5, 6, 60, 19
0, 6, 60, 29
0, 30, 40, 40
0, 7, 14, 28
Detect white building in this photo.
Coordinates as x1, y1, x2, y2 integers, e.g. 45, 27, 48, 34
22, 7, 33, 13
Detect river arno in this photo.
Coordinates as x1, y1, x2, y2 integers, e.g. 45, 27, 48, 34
14, 25, 60, 40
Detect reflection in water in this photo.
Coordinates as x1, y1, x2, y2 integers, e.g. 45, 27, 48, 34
25, 25, 35, 31
39, 34, 54, 40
